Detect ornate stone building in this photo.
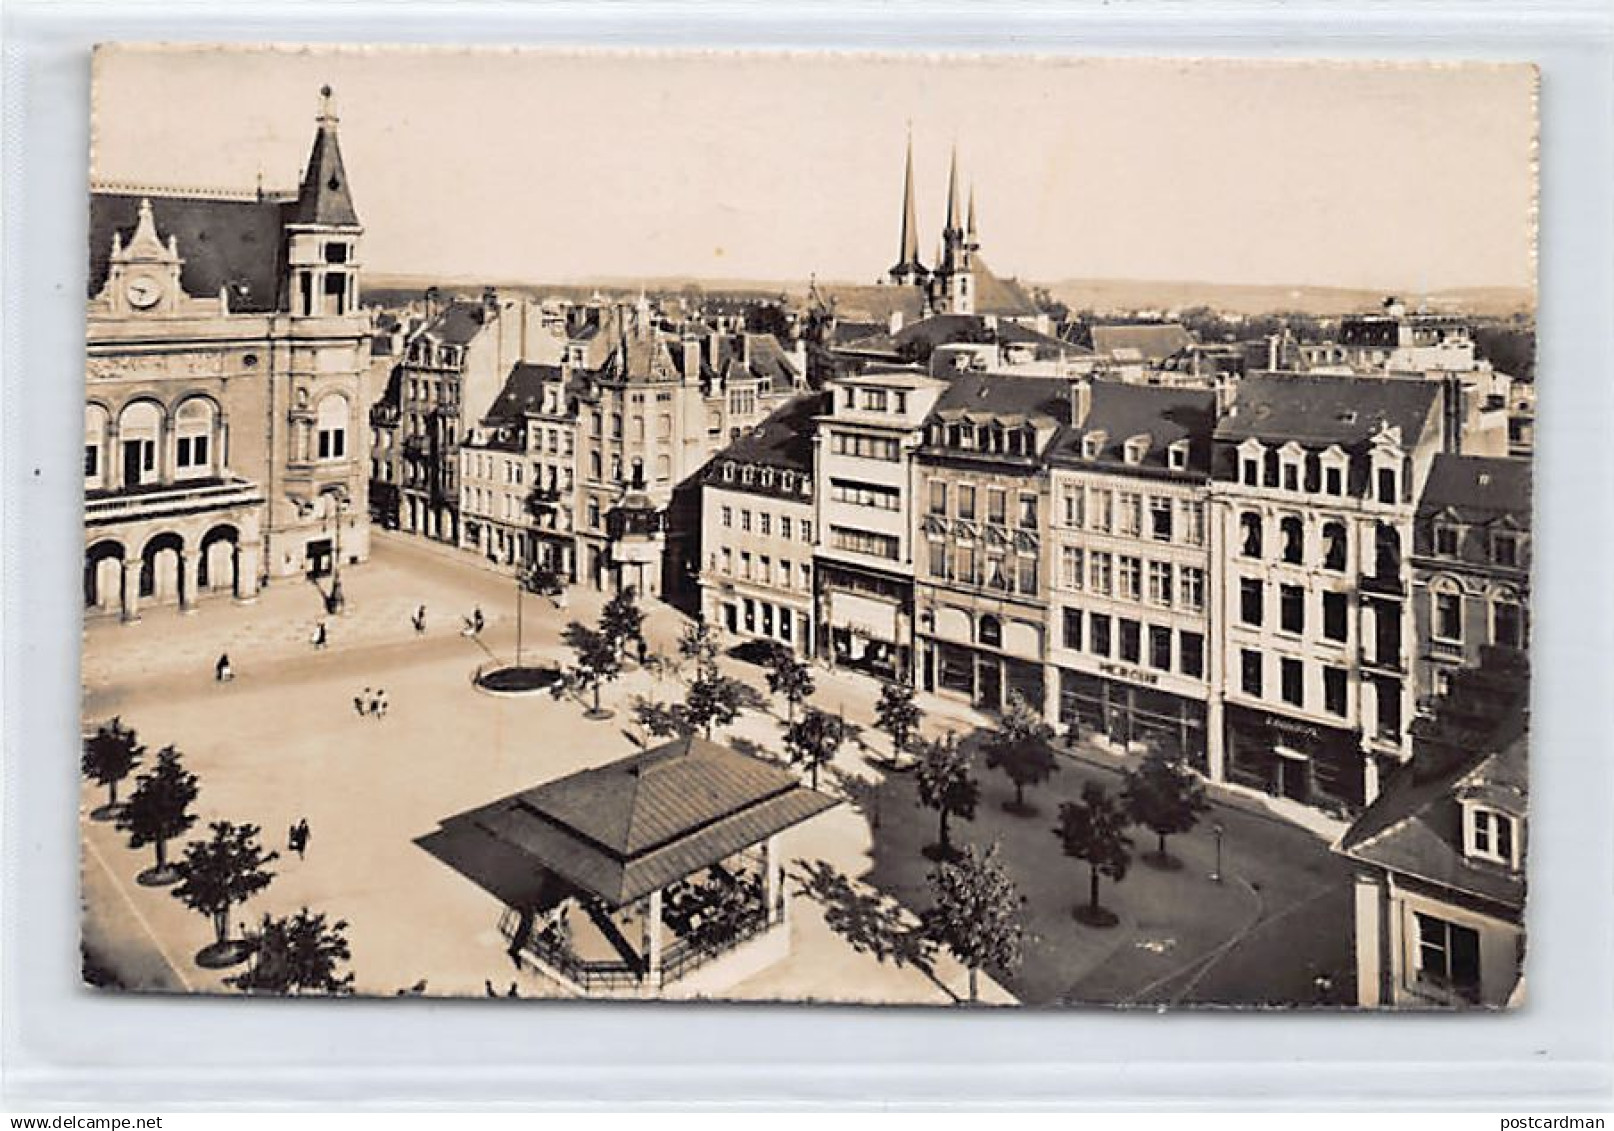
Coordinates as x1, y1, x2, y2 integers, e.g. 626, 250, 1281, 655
84, 87, 371, 620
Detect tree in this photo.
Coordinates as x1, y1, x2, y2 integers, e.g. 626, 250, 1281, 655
1053, 782, 1134, 927
913, 733, 979, 862
600, 586, 647, 662
982, 691, 1060, 816
1121, 748, 1211, 868
115, 745, 198, 886
683, 664, 763, 740
765, 644, 815, 726
554, 621, 622, 719
82, 717, 143, 819
783, 707, 848, 791
873, 680, 923, 766
677, 618, 722, 668
228, 907, 355, 996
924, 842, 1024, 1004
171, 821, 279, 964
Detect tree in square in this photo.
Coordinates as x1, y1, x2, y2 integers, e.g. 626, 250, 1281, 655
1121, 746, 1210, 870
82, 716, 144, 820
554, 621, 622, 719
764, 643, 815, 727
1053, 781, 1134, 928
783, 706, 849, 791
982, 691, 1060, 817
171, 820, 279, 967
924, 841, 1025, 1004
913, 732, 980, 862
600, 585, 648, 662
115, 744, 199, 886
872, 679, 923, 768
228, 907, 355, 996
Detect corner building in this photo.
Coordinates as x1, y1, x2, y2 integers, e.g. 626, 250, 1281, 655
84, 88, 371, 619
1210, 373, 1445, 812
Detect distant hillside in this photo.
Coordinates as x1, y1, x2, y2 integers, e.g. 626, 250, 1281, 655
1044, 278, 1534, 319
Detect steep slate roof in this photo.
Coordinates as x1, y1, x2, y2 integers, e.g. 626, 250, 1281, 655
968, 255, 1041, 318
928, 372, 1070, 433
1050, 380, 1218, 474
87, 194, 287, 312
1339, 735, 1527, 911
1418, 454, 1532, 528
704, 392, 826, 477
458, 736, 838, 908
1216, 372, 1441, 447
1091, 323, 1195, 362
814, 283, 927, 325
425, 300, 496, 346
482, 362, 564, 425
288, 105, 360, 227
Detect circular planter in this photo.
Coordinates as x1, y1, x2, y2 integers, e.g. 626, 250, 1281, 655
473, 665, 561, 697
1073, 904, 1120, 929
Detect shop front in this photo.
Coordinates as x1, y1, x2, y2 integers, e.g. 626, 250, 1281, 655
1057, 665, 1208, 771
930, 640, 1043, 714
819, 564, 911, 681
1223, 703, 1364, 810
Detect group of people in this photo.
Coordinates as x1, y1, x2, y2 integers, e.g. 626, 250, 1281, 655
286, 817, 311, 860
354, 687, 390, 719
461, 606, 485, 637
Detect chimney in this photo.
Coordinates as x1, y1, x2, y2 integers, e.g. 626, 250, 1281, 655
1070, 378, 1092, 427
742, 333, 753, 370
1266, 333, 1280, 372
1443, 373, 1466, 454
1214, 375, 1238, 418
682, 337, 701, 385
890, 308, 905, 335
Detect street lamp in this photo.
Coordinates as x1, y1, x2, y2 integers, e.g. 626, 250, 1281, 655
326, 487, 349, 615
1209, 821, 1225, 884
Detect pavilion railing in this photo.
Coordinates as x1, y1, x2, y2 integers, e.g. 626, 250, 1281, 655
659, 901, 772, 985
516, 920, 643, 993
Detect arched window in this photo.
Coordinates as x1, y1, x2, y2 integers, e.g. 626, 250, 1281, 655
85, 404, 109, 487
117, 400, 162, 487
1491, 587, 1526, 649
1322, 521, 1348, 571
978, 614, 1003, 648
316, 395, 348, 461
630, 457, 645, 489
1280, 515, 1303, 564
1240, 511, 1263, 558
173, 397, 216, 479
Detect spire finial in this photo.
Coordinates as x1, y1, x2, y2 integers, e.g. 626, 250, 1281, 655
945, 143, 961, 232
890, 128, 924, 281
317, 84, 338, 127
966, 182, 977, 245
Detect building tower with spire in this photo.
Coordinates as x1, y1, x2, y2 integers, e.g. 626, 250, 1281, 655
887, 132, 929, 286
927, 146, 976, 316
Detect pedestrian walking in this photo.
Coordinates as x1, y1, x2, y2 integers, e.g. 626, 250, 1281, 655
472, 606, 485, 634
287, 821, 301, 856
296, 818, 311, 859
215, 653, 234, 683
368, 689, 382, 717
506, 982, 519, 998
485, 979, 498, 998
354, 689, 369, 717
413, 605, 427, 635
313, 621, 329, 650
376, 689, 389, 719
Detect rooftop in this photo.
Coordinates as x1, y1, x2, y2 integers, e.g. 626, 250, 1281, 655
88, 193, 287, 313
1216, 371, 1441, 448
1050, 380, 1218, 473
704, 392, 825, 477
1418, 453, 1532, 525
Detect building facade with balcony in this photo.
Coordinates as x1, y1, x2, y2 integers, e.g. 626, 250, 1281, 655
1410, 454, 1531, 706
812, 366, 948, 682
1045, 381, 1218, 769
1210, 373, 1445, 813
698, 394, 822, 658
911, 373, 1067, 713
84, 88, 371, 620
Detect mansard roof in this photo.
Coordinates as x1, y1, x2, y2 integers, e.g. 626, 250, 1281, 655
1050, 380, 1217, 474
1215, 372, 1441, 449
1417, 454, 1532, 528
88, 192, 288, 312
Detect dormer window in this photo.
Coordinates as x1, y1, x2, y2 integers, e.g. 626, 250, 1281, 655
1167, 440, 1190, 471
1465, 804, 1519, 868
1491, 531, 1521, 568
1238, 440, 1265, 487
1082, 431, 1107, 460
1123, 435, 1149, 465
1435, 522, 1462, 556
721, 461, 735, 482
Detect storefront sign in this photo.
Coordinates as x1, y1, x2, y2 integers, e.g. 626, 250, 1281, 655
829, 591, 900, 642
1098, 660, 1161, 687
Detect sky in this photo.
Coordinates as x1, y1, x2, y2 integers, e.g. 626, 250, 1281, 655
91, 46, 1537, 293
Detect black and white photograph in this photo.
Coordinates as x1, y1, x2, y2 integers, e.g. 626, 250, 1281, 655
79, 45, 1536, 1009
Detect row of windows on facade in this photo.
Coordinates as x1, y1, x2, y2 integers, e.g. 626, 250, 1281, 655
1240, 512, 1358, 572
1430, 589, 1528, 649
587, 450, 672, 486
591, 410, 675, 441
1054, 485, 1208, 544
840, 384, 910, 415
929, 480, 1042, 529
1237, 578, 1357, 644
925, 539, 1039, 596
712, 547, 812, 592
406, 340, 465, 370
1430, 522, 1527, 568
85, 397, 346, 487
406, 377, 459, 408
1057, 548, 1207, 612
465, 487, 572, 529
1236, 647, 1364, 722
925, 419, 1041, 458
1076, 432, 1192, 470
1233, 441, 1402, 504
725, 594, 803, 645
1058, 605, 1207, 682
293, 265, 356, 319
829, 431, 902, 462
716, 460, 811, 497
718, 506, 812, 543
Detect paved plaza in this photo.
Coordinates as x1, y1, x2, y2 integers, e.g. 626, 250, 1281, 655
82, 533, 1350, 1006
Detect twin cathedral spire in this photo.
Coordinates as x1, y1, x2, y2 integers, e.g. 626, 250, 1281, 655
887, 135, 980, 316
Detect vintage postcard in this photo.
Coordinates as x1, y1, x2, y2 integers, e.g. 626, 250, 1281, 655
81, 46, 1534, 1007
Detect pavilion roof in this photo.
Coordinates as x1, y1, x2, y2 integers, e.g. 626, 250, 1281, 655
457, 736, 838, 908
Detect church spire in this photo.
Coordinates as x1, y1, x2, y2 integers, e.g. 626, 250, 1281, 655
888, 129, 927, 284
944, 144, 961, 233
291, 84, 360, 227
966, 183, 978, 247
